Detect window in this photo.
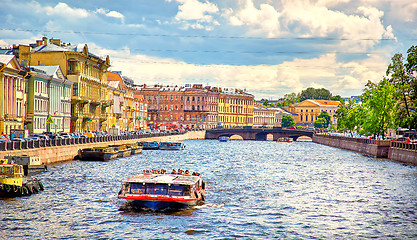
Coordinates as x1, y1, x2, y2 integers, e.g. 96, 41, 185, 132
169, 185, 185, 196
146, 184, 168, 195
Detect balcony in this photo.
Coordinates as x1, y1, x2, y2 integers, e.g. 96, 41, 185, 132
101, 99, 113, 107
72, 96, 90, 104
184, 109, 208, 113
67, 70, 80, 75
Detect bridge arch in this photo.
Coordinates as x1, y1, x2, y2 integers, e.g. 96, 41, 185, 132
205, 127, 314, 141
217, 134, 244, 140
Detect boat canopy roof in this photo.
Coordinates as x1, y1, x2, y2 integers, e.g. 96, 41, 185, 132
123, 173, 200, 185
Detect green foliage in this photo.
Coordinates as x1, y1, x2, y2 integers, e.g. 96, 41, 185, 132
282, 92, 300, 106
262, 99, 271, 107
358, 79, 397, 138
330, 95, 344, 103
281, 115, 295, 128
317, 111, 331, 127
314, 118, 326, 128
335, 99, 364, 132
386, 45, 417, 129
299, 88, 332, 102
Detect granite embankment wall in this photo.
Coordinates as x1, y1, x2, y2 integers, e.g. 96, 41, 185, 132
0, 131, 205, 165
389, 141, 417, 166
313, 134, 417, 166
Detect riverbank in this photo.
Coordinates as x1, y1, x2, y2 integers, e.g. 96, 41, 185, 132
313, 134, 417, 166
0, 131, 205, 165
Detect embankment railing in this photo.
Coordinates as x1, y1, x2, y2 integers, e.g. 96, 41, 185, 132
315, 133, 416, 151
0, 131, 188, 152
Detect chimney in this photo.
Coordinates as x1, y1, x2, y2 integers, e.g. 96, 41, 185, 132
42, 37, 48, 46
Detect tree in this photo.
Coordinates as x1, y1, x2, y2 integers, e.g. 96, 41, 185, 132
283, 92, 299, 106
386, 45, 417, 129
317, 111, 331, 128
262, 99, 271, 107
299, 87, 332, 101
330, 95, 344, 103
335, 98, 362, 132
281, 115, 295, 128
359, 79, 397, 138
314, 118, 326, 129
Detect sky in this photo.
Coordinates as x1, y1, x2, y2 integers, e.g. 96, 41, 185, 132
0, 0, 416, 99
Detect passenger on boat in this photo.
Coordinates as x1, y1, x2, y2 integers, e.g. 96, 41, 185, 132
184, 170, 190, 175
178, 169, 184, 174
171, 169, 176, 174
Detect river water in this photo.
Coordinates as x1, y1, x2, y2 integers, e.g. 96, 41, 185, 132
1, 139, 417, 239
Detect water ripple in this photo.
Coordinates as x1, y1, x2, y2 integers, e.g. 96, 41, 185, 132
1, 140, 417, 239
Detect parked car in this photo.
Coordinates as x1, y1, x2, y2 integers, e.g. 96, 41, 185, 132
84, 132, 95, 138
59, 133, 72, 139
11, 138, 26, 142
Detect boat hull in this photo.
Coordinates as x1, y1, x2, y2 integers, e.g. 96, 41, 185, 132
0, 177, 44, 197
117, 150, 132, 158
127, 199, 198, 210
159, 147, 183, 150
78, 150, 118, 161
131, 148, 143, 155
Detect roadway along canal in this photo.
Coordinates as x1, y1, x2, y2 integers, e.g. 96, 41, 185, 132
1, 139, 417, 239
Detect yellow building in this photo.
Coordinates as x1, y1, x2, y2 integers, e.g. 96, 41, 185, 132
0, 55, 29, 134
286, 99, 340, 127
20, 38, 111, 132
218, 89, 254, 128
120, 75, 136, 131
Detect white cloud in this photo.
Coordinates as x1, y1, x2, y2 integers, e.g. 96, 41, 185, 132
226, 0, 395, 47
96, 8, 125, 23
169, 0, 219, 30
175, 0, 218, 21
103, 46, 387, 98
44, 2, 89, 18
228, 0, 281, 38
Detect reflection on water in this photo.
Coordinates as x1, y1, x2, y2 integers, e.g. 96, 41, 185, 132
1, 139, 417, 239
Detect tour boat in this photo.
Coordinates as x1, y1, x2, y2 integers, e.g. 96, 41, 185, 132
138, 141, 160, 150
159, 142, 185, 150
78, 146, 119, 161
118, 172, 205, 210
0, 159, 44, 197
219, 136, 230, 142
277, 137, 293, 143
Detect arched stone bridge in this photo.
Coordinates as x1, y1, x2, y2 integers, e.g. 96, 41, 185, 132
205, 127, 314, 141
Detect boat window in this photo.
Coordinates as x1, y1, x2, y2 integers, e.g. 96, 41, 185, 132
146, 184, 168, 195
169, 185, 185, 196
130, 183, 146, 194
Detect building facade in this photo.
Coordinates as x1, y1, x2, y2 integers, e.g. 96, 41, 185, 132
107, 73, 125, 131
134, 92, 148, 130
27, 66, 72, 133
20, 38, 111, 132
0, 55, 28, 135
218, 89, 254, 128
286, 99, 340, 127
139, 84, 240, 129
253, 104, 276, 128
